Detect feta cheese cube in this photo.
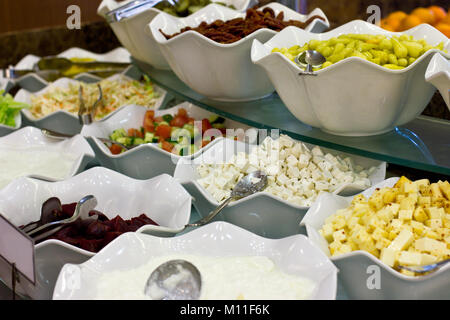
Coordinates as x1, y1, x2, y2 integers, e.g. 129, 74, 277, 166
398, 251, 422, 266
388, 229, 414, 251
380, 247, 398, 267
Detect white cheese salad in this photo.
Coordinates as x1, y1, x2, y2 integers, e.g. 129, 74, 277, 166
196, 135, 378, 207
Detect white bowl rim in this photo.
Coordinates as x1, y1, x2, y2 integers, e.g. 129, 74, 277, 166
425, 52, 450, 82
86, 102, 250, 160
252, 20, 450, 75
4, 167, 192, 257
16, 67, 166, 122
301, 177, 450, 282
151, 3, 329, 48
0, 126, 95, 181
53, 220, 339, 299
176, 137, 386, 210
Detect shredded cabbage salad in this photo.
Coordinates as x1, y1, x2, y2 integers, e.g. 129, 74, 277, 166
29, 75, 159, 120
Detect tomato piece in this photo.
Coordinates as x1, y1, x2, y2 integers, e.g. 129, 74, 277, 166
109, 144, 123, 155
143, 119, 155, 133
155, 124, 172, 140
177, 108, 187, 118
154, 116, 164, 123
127, 128, 143, 138
161, 140, 174, 152
202, 140, 210, 148
201, 118, 212, 134
145, 110, 155, 120
170, 115, 188, 128
187, 117, 195, 125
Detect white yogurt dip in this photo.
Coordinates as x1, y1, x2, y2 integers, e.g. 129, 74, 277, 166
0, 144, 79, 188
94, 254, 317, 300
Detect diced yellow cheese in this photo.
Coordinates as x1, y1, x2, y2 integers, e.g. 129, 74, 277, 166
333, 229, 347, 242
425, 219, 443, 229
380, 247, 398, 267
414, 179, 430, 189
415, 237, 446, 255
410, 220, 425, 236
332, 216, 346, 229
404, 181, 418, 194
375, 237, 392, 250
426, 207, 445, 220
394, 176, 412, 190
418, 196, 431, 207
389, 229, 414, 251
399, 209, 413, 221
398, 251, 422, 266
438, 180, 450, 200
399, 269, 416, 277
413, 207, 428, 223
382, 188, 398, 204
420, 253, 438, 265
400, 197, 416, 210
321, 223, 334, 242
431, 183, 443, 199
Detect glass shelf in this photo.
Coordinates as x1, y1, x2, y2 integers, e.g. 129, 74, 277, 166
131, 59, 450, 176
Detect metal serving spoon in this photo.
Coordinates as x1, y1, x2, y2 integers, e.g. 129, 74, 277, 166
398, 259, 450, 274
295, 50, 326, 75
185, 170, 268, 228
41, 128, 132, 151
37, 57, 129, 72
143, 171, 268, 300
144, 259, 201, 300
26, 195, 97, 241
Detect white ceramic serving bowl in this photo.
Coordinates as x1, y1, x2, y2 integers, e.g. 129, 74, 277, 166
14, 69, 166, 135
0, 167, 192, 300
12, 47, 131, 89
0, 126, 95, 189
300, 177, 450, 300
425, 52, 450, 110
251, 21, 450, 136
53, 221, 338, 300
98, 0, 251, 70
81, 101, 253, 179
173, 138, 386, 239
149, 3, 329, 101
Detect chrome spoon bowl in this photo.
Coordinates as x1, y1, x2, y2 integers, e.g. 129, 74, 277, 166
144, 259, 201, 300
295, 50, 326, 74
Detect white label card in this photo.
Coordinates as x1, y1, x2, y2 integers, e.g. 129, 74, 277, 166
0, 214, 35, 284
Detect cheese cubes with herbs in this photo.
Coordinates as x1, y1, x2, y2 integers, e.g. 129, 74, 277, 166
196, 135, 376, 207
320, 176, 450, 276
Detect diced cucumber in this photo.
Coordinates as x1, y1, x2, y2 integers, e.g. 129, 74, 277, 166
178, 136, 190, 146
110, 128, 127, 141
162, 114, 173, 123
208, 115, 225, 124
116, 137, 131, 146
144, 132, 154, 143
134, 138, 145, 145
212, 123, 225, 129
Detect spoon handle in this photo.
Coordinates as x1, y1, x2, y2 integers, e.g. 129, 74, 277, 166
185, 197, 233, 228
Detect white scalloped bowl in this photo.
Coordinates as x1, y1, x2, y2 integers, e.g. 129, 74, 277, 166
81, 102, 254, 179
0, 126, 95, 189
0, 167, 192, 300
173, 138, 386, 239
53, 221, 338, 300
98, 0, 251, 70
14, 68, 166, 135
300, 177, 450, 300
425, 52, 450, 110
11, 47, 132, 90
251, 21, 450, 136
149, 3, 329, 101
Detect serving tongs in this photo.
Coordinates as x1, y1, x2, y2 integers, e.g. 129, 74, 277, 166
2, 57, 129, 81
23, 195, 98, 242
78, 84, 103, 125
104, 0, 176, 23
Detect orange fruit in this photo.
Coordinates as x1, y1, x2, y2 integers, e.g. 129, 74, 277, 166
435, 22, 450, 37
429, 6, 447, 24
380, 20, 396, 31
411, 7, 436, 25
399, 14, 422, 31
388, 11, 408, 22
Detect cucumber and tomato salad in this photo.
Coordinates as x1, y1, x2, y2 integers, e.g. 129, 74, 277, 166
108, 108, 227, 155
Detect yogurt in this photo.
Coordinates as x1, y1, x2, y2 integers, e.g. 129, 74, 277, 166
0, 144, 79, 188
94, 254, 317, 300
